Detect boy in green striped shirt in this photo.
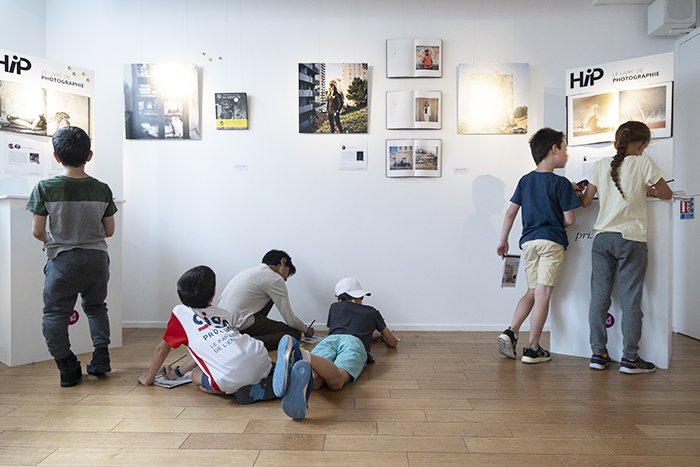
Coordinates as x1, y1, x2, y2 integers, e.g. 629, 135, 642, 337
26, 126, 117, 387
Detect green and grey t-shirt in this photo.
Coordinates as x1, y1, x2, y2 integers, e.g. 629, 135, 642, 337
26, 176, 117, 259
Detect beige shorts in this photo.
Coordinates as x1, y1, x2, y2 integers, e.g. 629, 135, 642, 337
522, 239, 564, 289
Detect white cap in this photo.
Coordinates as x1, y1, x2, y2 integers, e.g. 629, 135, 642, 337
334, 277, 371, 298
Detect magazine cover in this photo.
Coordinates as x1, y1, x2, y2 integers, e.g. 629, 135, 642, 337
215, 93, 248, 130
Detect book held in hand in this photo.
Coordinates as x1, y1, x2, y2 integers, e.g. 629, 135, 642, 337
501, 255, 520, 288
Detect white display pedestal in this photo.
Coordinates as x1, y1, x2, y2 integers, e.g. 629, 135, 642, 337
551, 200, 672, 369
0, 196, 123, 367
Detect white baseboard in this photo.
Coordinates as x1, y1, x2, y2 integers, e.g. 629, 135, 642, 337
120, 322, 550, 332
122, 321, 167, 328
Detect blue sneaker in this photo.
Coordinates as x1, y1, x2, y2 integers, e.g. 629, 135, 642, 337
589, 352, 611, 370
281, 360, 313, 420
620, 356, 655, 374
273, 335, 302, 397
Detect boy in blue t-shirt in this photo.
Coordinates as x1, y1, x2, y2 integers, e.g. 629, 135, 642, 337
496, 128, 581, 364
26, 126, 117, 387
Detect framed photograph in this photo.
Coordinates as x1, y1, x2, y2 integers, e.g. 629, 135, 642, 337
458, 63, 529, 135
567, 91, 617, 146
0, 81, 48, 136
619, 82, 672, 139
123, 63, 200, 140
299, 63, 368, 134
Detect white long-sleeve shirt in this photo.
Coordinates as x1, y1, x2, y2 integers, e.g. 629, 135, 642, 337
216, 264, 307, 332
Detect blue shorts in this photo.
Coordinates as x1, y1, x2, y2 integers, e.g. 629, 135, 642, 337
310, 334, 367, 384
200, 373, 225, 394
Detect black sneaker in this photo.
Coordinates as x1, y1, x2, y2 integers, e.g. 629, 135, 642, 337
55, 353, 82, 387
620, 356, 655, 374
521, 346, 551, 364
86, 347, 111, 375
497, 328, 518, 359
589, 352, 611, 370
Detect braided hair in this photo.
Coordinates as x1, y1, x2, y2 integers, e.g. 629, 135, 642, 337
611, 121, 651, 199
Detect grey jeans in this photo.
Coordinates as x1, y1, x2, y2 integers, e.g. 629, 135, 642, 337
43, 248, 111, 359
589, 232, 647, 360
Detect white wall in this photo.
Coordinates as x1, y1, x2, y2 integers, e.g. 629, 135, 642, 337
673, 29, 700, 339
35, 0, 676, 329
0, 0, 45, 57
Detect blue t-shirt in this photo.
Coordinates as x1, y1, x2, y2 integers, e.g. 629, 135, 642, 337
510, 171, 581, 249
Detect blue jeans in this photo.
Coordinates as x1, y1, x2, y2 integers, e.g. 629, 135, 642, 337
43, 248, 111, 359
589, 233, 647, 360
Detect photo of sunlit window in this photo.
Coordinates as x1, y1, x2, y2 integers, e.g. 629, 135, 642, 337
458, 63, 528, 135
123, 63, 200, 140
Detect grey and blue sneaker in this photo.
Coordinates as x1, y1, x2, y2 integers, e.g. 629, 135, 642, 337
281, 360, 313, 420
273, 335, 302, 397
620, 356, 655, 374
589, 352, 611, 370
497, 327, 518, 359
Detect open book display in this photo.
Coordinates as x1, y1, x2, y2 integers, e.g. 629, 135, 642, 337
386, 139, 442, 178
386, 39, 442, 78
386, 91, 441, 130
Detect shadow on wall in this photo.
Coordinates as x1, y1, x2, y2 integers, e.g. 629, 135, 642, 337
460, 174, 507, 285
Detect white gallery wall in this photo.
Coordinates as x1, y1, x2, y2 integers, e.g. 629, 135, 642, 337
6, 0, 678, 330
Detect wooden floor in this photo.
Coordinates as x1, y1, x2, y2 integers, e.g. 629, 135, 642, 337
1, 329, 700, 466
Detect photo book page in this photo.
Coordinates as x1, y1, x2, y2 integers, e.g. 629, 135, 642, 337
386, 139, 441, 178
386, 91, 441, 130
386, 39, 442, 78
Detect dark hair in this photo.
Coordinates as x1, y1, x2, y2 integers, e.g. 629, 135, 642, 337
528, 127, 565, 165
337, 293, 354, 301
177, 265, 216, 308
52, 126, 91, 167
611, 121, 651, 199
261, 249, 296, 277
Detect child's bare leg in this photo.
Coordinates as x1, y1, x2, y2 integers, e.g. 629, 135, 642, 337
510, 288, 536, 334
191, 367, 221, 395
309, 354, 350, 391
528, 283, 554, 348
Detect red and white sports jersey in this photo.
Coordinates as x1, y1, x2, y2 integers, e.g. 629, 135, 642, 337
163, 304, 271, 394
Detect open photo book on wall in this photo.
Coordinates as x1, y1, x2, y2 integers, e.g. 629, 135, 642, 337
386, 39, 442, 78
386, 139, 441, 178
386, 91, 441, 130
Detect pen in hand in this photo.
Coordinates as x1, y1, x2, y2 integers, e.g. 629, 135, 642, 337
161, 354, 187, 376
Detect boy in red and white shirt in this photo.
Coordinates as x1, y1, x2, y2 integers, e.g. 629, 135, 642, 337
139, 266, 272, 398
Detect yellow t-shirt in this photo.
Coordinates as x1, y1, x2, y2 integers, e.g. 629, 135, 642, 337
589, 155, 663, 242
